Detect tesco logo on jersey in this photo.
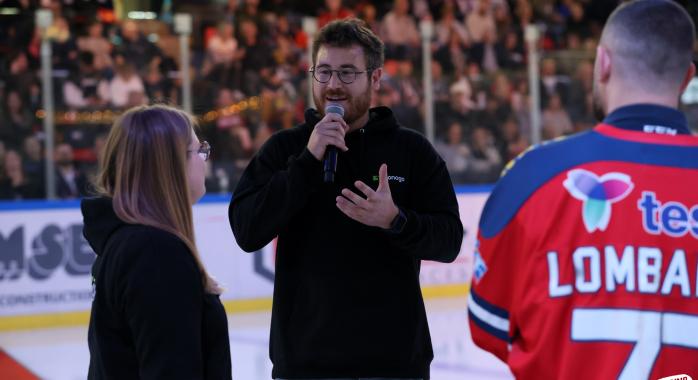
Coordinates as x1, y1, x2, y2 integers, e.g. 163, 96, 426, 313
638, 191, 698, 238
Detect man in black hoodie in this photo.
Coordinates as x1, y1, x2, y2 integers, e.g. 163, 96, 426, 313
229, 18, 463, 380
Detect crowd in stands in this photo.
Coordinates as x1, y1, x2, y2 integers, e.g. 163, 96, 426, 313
0, 0, 694, 200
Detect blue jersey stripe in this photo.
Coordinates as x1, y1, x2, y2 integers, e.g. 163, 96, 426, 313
468, 308, 510, 342
470, 288, 510, 319
479, 130, 698, 238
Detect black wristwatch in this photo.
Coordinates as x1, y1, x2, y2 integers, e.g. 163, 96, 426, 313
387, 208, 407, 234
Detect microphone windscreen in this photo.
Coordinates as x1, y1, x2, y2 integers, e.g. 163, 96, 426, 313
324, 103, 345, 117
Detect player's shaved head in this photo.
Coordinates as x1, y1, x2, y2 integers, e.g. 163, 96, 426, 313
601, 0, 695, 91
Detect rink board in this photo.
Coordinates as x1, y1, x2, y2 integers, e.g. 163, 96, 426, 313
0, 186, 491, 330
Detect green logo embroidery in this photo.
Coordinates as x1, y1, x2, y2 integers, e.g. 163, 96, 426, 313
372, 175, 406, 183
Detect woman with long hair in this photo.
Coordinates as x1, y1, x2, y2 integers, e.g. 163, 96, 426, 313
81, 104, 231, 379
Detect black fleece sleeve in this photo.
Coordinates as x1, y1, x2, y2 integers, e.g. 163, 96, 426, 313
386, 136, 464, 263
118, 232, 205, 380
229, 133, 324, 252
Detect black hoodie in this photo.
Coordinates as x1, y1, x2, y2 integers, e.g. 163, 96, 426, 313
82, 197, 232, 380
229, 107, 463, 379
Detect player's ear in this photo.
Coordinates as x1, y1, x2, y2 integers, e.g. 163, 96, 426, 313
596, 45, 612, 84
679, 62, 696, 95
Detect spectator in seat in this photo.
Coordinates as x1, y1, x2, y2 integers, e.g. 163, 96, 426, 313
203, 20, 243, 90
47, 16, 79, 72
0, 90, 34, 148
466, 126, 502, 183
3, 52, 38, 102
358, 3, 380, 32
77, 21, 113, 72
389, 57, 422, 132
542, 92, 573, 140
380, 0, 420, 60
433, 29, 469, 76
539, 57, 570, 108
63, 51, 107, 109
498, 29, 525, 70
499, 117, 528, 162
434, 3, 470, 52
213, 88, 254, 164
0, 149, 43, 200
22, 135, 44, 181
436, 79, 477, 140
234, 0, 265, 38
318, 0, 354, 28
238, 18, 274, 95
99, 63, 147, 109
469, 28, 504, 73
206, 21, 241, 67
567, 60, 595, 122
435, 121, 471, 183
432, 60, 452, 107
54, 143, 89, 199
113, 20, 162, 74
466, 0, 497, 44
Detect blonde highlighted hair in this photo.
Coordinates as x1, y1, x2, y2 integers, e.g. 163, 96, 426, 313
97, 104, 219, 293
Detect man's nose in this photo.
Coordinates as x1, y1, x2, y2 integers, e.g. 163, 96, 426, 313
327, 71, 343, 89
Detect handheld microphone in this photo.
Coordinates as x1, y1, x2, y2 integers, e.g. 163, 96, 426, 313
323, 103, 344, 183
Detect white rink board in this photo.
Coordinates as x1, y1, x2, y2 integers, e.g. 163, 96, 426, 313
0, 191, 488, 320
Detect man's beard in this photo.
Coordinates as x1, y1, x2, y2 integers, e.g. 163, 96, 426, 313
314, 85, 372, 126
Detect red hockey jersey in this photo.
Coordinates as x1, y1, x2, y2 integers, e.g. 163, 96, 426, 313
468, 105, 698, 380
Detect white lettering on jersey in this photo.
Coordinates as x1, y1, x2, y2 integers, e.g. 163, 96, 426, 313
572, 309, 698, 380
574, 247, 601, 293
548, 252, 573, 297
661, 249, 690, 297
605, 246, 636, 292
638, 247, 661, 293
547, 246, 696, 298
643, 124, 678, 135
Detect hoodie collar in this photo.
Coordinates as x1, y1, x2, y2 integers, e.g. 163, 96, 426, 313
81, 197, 128, 256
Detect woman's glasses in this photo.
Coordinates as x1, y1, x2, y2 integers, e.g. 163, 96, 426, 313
189, 141, 211, 161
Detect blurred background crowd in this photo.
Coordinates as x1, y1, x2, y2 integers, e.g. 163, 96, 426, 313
1, 0, 697, 200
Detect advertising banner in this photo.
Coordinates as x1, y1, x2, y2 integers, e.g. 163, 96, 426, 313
0, 191, 489, 325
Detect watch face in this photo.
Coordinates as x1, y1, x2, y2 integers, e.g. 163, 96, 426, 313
390, 210, 406, 233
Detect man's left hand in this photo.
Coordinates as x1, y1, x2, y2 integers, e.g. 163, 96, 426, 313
336, 163, 399, 229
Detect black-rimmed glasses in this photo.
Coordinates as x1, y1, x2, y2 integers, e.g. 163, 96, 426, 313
189, 141, 211, 161
309, 67, 372, 84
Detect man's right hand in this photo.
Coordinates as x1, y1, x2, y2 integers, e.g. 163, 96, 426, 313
307, 112, 349, 161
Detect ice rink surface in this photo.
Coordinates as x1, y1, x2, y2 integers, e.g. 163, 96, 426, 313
0, 296, 512, 380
